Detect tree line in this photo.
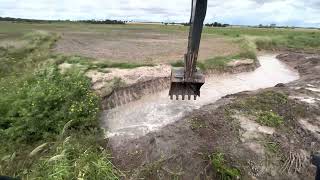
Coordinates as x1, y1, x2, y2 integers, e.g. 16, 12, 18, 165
0, 17, 126, 24
205, 22, 230, 27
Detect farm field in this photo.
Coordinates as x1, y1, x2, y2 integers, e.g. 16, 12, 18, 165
0, 21, 320, 179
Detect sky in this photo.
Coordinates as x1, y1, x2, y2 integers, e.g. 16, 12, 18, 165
0, 0, 320, 27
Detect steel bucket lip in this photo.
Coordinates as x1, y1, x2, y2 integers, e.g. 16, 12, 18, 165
169, 67, 205, 100
169, 82, 204, 100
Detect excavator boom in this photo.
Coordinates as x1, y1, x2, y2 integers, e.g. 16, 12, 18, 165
169, 0, 208, 100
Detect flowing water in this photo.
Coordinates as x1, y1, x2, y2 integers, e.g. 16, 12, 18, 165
101, 54, 299, 140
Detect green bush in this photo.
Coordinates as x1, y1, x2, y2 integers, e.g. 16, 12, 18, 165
0, 66, 99, 143
0, 32, 120, 178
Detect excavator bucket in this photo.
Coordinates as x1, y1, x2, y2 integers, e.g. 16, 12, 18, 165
169, 67, 205, 100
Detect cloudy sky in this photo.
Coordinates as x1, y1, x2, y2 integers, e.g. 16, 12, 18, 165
0, 0, 320, 27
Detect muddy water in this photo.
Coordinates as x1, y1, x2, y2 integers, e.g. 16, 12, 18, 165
101, 54, 299, 140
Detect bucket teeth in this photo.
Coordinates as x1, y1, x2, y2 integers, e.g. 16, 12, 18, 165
169, 67, 205, 100
169, 82, 203, 100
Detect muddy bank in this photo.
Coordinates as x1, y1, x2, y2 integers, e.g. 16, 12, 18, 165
89, 59, 259, 109
109, 53, 320, 179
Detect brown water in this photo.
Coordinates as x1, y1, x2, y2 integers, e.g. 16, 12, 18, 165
101, 54, 299, 139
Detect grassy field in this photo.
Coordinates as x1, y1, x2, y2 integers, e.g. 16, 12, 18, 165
0, 21, 319, 179
1, 21, 319, 68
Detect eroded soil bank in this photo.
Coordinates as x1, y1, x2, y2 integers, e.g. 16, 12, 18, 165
87, 58, 258, 109
108, 53, 320, 179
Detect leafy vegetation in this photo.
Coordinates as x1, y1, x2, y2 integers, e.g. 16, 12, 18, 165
210, 153, 240, 180
229, 91, 288, 127
0, 32, 120, 179
257, 111, 284, 127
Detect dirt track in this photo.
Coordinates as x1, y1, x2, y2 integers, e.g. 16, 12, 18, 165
108, 53, 320, 179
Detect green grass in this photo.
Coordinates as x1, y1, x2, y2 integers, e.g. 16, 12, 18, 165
204, 27, 320, 52
171, 49, 257, 72
210, 153, 240, 180
171, 34, 258, 72
257, 111, 284, 127
0, 31, 59, 77
229, 91, 288, 127
0, 31, 121, 178
264, 141, 281, 155
56, 55, 154, 72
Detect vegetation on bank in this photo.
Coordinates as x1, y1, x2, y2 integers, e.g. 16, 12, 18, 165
171, 38, 257, 72
210, 153, 240, 180
0, 32, 121, 178
228, 91, 288, 128
57, 55, 154, 72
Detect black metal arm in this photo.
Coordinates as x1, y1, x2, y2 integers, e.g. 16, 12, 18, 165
184, 0, 208, 81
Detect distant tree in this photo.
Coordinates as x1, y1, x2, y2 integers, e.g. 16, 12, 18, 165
270, 24, 277, 28
205, 22, 229, 27
181, 22, 191, 26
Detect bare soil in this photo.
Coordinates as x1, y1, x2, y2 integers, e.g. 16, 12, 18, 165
108, 53, 320, 179
54, 31, 240, 64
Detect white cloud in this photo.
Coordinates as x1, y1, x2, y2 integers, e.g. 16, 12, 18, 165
0, 0, 319, 27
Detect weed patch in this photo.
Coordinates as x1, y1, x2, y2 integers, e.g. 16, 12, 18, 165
229, 91, 288, 127
210, 153, 240, 180
188, 117, 207, 130
257, 111, 284, 127
264, 141, 281, 155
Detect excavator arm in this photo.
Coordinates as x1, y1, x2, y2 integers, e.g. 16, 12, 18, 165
169, 0, 208, 100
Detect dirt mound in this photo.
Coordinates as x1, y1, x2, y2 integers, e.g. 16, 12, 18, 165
108, 53, 320, 179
